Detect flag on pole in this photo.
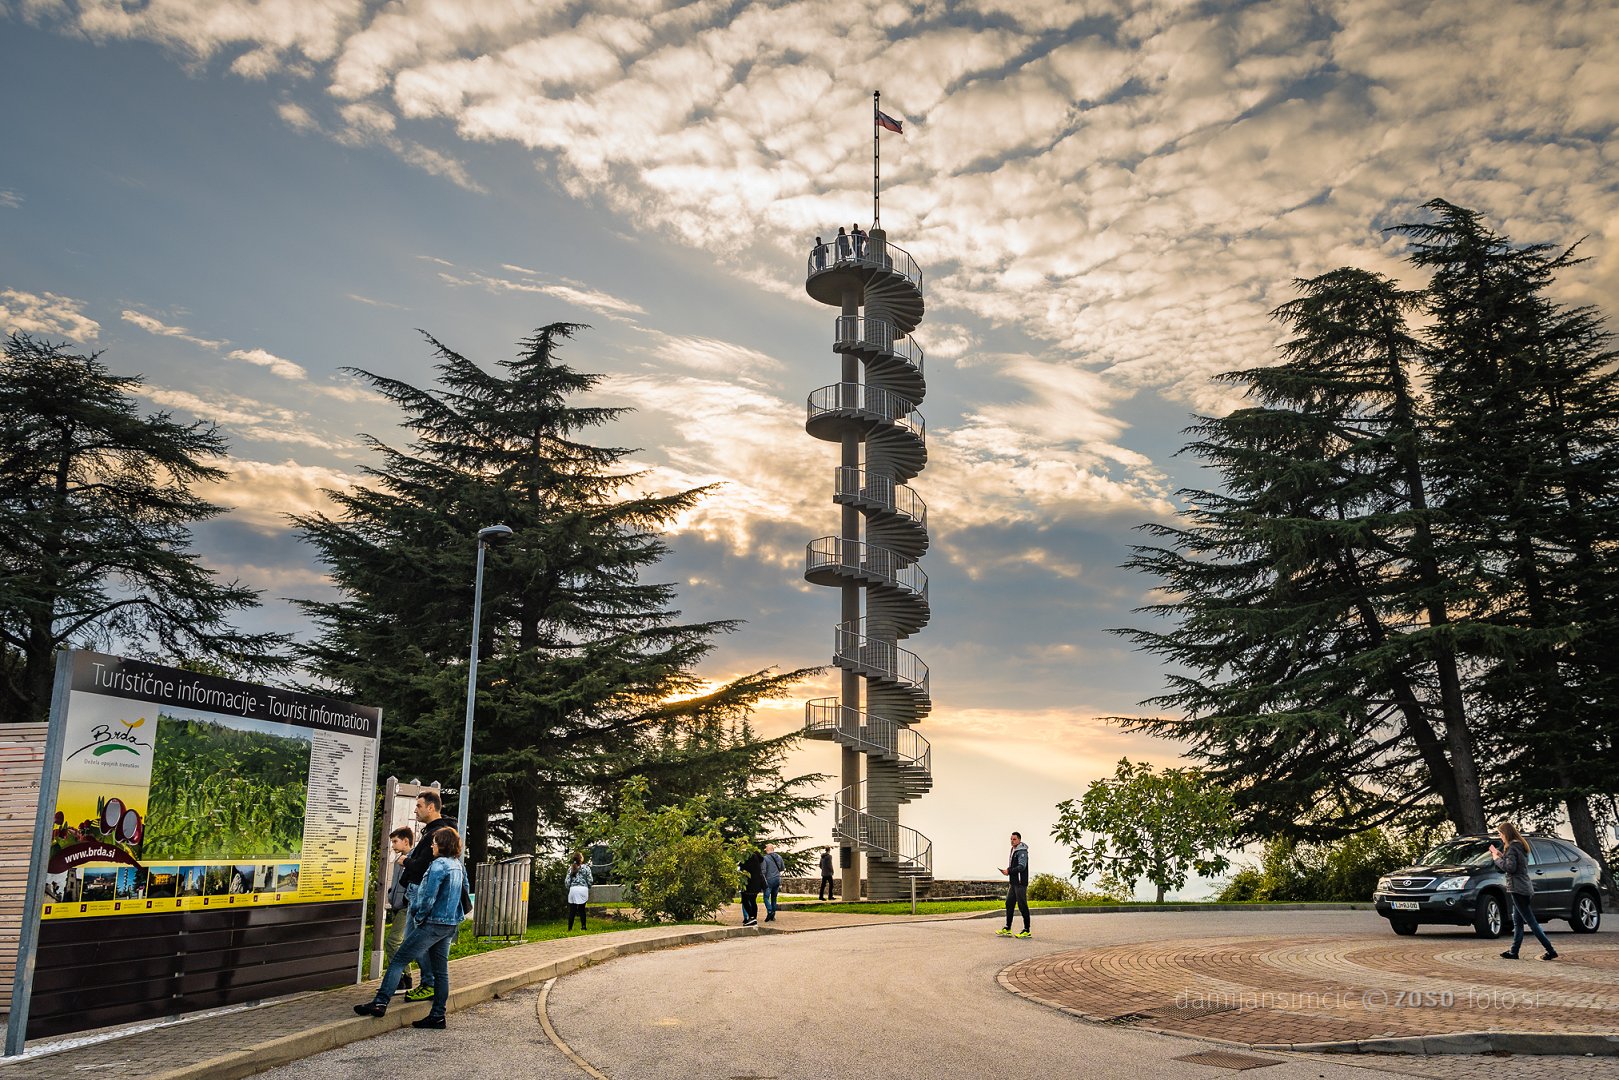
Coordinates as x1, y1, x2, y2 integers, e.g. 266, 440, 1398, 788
875, 109, 904, 134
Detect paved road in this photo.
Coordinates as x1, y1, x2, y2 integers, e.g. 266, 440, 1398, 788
261, 909, 1619, 1080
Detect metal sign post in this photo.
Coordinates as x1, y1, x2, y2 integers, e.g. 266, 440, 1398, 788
5, 655, 72, 1056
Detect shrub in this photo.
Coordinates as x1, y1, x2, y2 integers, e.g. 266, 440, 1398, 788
1216, 829, 1424, 902
583, 776, 741, 923
1028, 873, 1079, 902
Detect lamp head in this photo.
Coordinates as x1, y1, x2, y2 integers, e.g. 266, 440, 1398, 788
478, 524, 515, 544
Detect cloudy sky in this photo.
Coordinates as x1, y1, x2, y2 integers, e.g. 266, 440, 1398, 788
4, 0, 1616, 885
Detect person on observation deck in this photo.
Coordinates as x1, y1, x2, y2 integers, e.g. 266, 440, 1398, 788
851, 224, 867, 260
835, 226, 851, 262
813, 236, 828, 271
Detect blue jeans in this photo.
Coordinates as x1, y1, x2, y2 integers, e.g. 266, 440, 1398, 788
762, 882, 780, 917
373, 921, 457, 1017
1509, 893, 1555, 956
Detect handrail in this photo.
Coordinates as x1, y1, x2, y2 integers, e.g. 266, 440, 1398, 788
806, 537, 928, 602
805, 698, 931, 775
806, 232, 924, 296
835, 620, 930, 694
832, 316, 925, 373
833, 781, 933, 874
807, 383, 925, 442
834, 467, 927, 530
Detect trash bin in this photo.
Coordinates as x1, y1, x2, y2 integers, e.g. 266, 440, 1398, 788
474, 855, 532, 941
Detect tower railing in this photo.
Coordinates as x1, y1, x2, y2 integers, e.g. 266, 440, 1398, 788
806, 537, 927, 601
835, 620, 929, 695
807, 383, 924, 441
833, 467, 927, 530
832, 316, 925, 373
805, 698, 932, 775
834, 781, 933, 876
806, 236, 924, 295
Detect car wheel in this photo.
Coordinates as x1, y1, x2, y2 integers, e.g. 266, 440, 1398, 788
1389, 918, 1418, 936
1473, 892, 1505, 938
1570, 890, 1601, 933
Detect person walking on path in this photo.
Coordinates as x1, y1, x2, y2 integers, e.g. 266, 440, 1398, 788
761, 843, 785, 921
738, 844, 765, 926
354, 826, 469, 1028
819, 846, 835, 900
565, 851, 592, 932
996, 831, 1032, 938
397, 789, 458, 1001
1492, 821, 1557, 961
382, 826, 417, 990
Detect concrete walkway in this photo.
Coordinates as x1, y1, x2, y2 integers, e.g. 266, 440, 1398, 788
0, 922, 758, 1080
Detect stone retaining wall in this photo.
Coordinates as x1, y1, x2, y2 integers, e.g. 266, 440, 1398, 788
779, 877, 1006, 899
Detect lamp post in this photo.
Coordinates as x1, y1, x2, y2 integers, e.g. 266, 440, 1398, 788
458, 524, 513, 844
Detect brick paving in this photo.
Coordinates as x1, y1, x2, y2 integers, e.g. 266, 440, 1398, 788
999, 933, 1619, 1049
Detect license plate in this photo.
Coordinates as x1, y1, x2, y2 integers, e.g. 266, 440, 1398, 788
1391, 900, 1419, 911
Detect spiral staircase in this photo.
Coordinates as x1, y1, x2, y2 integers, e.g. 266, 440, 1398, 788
803, 230, 934, 899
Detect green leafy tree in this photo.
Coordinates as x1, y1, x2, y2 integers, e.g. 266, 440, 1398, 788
294, 323, 814, 862
0, 334, 285, 722
1052, 758, 1234, 903
582, 776, 741, 922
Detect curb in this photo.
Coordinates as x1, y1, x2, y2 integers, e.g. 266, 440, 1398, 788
966, 902, 1375, 919
1253, 1032, 1619, 1057
143, 925, 759, 1080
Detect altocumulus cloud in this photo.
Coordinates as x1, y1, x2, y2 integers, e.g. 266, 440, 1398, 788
18, 0, 1616, 489
2, 287, 100, 341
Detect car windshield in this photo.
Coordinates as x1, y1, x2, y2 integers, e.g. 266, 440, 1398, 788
1418, 839, 1495, 867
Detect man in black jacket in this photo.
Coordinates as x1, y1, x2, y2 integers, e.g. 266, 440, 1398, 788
819, 846, 835, 900
398, 790, 458, 1000
997, 831, 1031, 938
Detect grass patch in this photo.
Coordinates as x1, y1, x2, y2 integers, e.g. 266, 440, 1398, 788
446, 918, 643, 960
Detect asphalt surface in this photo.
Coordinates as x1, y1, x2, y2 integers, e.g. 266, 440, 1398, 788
259, 909, 1619, 1080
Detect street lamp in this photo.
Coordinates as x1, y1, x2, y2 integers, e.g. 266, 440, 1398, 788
458, 524, 514, 842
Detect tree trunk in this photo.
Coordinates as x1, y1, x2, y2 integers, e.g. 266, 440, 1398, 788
1383, 333, 1487, 833
1154, 882, 1166, 904
509, 786, 540, 856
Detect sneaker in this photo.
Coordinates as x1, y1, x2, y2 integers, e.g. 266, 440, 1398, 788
1540, 951, 1558, 961
412, 1015, 446, 1029
404, 985, 436, 1001
1015, 930, 1032, 939
353, 1002, 387, 1017
742, 918, 757, 926
995, 927, 1013, 937
1500, 950, 1518, 959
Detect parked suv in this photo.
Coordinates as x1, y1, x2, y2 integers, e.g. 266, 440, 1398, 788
1373, 833, 1604, 937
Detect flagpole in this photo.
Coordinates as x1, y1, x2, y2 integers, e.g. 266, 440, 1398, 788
873, 90, 881, 229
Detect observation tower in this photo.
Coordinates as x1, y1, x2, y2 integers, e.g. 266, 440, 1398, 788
802, 106, 933, 900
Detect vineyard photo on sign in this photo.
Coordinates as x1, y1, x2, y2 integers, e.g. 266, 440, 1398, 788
40, 652, 380, 921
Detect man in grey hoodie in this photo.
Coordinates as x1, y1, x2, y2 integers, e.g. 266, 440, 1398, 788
996, 831, 1031, 938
